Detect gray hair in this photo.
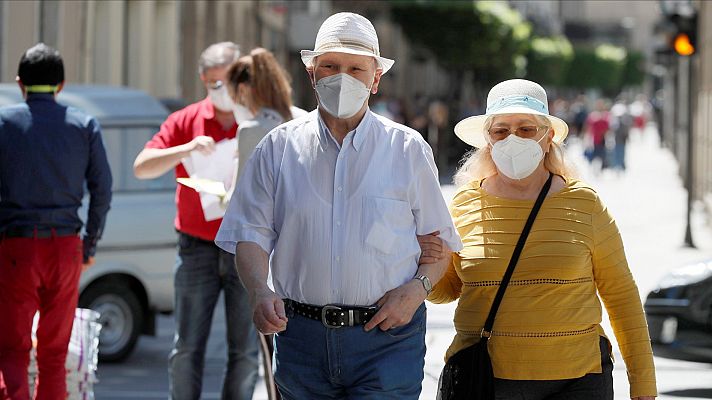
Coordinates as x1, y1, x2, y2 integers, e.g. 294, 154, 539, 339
198, 42, 240, 74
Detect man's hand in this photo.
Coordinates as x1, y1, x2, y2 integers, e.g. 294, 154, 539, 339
364, 279, 426, 332
417, 231, 450, 265
251, 288, 288, 334
632, 397, 656, 400
187, 135, 216, 155
82, 256, 95, 272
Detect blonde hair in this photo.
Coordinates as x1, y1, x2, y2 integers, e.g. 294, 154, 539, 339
227, 48, 294, 121
453, 115, 576, 187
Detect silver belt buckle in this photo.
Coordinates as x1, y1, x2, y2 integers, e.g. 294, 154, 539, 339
321, 305, 343, 328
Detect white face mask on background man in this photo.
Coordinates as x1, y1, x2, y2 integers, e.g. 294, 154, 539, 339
208, 84, 234, 112
314, 73, 371, 119
489, 133, 547, 180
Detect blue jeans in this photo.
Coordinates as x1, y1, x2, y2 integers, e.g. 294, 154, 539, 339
168, 232, 259, 400
274, 302, 427, 399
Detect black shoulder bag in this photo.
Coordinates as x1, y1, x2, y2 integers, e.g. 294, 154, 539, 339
438, 172, 553, 400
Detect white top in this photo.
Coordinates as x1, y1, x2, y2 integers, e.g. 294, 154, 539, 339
216, 109, 463, 306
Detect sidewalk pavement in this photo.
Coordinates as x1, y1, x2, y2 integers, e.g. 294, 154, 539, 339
249, 125, 712, 400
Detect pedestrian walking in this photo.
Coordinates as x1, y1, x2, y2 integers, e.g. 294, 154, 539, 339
133, 42, 259, 400
216, 12, 462, 399
570, 94, 588, 138
0, 43, 112, 400
584, 99, 611, 172
611, 99, 633, 172
431, 79, 657, 400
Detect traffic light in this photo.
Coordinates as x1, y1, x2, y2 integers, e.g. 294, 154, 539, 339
669, 13, 697, 56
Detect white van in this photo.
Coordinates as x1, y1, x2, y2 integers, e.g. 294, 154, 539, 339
0, 84, 176, 361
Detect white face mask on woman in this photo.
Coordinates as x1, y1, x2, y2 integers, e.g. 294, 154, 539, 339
208, 85, 234, 112
314, 73, 371, 119
490, 133, 547, 180
232, 103, 254, 125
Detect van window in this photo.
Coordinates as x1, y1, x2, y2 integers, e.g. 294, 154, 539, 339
101, 125, 176, 192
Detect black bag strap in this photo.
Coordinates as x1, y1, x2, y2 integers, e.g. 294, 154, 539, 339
481, 172, 553, 339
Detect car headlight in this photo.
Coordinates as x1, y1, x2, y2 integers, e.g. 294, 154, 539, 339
657, 260, 712, 289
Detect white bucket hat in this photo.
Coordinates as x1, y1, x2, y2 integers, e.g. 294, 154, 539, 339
300, 12, 395, 74
454, 79, 569, 148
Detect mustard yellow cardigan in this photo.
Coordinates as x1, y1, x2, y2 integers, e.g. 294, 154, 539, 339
429, 178, 657, 398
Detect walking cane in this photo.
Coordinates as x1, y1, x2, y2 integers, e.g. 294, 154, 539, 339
258, 334, 281, 400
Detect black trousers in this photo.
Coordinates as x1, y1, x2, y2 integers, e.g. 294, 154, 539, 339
494, 337, 614, 400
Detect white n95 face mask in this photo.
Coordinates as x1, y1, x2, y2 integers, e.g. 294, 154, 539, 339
314, 73, 371, 119
209, 86, 234, 112
232, 103, 254, 125
490, 134, 547, 180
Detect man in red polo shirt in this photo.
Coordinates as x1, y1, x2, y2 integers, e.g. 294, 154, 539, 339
133, 42, 258, 400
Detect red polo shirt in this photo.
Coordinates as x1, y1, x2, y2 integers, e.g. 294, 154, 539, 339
145, 98, 237, 241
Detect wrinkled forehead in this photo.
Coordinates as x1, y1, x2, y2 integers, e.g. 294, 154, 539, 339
201, 65, 230, 82
312, 52, 378, 69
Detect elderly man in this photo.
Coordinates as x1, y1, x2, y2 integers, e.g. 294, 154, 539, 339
133, 42, 259, 400
216, 13, 462, 399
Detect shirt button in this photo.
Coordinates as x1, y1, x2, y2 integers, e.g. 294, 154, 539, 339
336, 221, 341, 226
337, 186, 343, 192
336, 256, 341, 262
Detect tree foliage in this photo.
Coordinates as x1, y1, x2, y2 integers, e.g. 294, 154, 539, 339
621, 50, 645, 88
525, 35, 574, 86
390, 1, 644, 95
564, 44, 628, 95
390, 0, 531, 86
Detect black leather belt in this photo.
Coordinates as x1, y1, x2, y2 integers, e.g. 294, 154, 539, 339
284, 299, 378, 329
2, 226, 79, 239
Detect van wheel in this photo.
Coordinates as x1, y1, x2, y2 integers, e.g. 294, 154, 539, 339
79, 280, 144, 362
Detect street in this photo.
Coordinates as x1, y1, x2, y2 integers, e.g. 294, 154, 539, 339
95, 126, 712, 400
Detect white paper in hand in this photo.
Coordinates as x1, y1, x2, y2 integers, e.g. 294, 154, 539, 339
177, 178, 228, 197
180, 138, 237, 221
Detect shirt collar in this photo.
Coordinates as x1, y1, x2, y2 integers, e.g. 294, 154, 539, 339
316, 108, 372, 152
25, 93, 56, 102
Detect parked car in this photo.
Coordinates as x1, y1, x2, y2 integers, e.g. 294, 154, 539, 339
0, 83, 176, 361
645, 259, 712, 362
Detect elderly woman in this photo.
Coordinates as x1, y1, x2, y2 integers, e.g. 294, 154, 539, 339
430, 79, 656, 400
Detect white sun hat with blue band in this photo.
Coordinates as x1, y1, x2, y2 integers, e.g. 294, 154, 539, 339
454, 79, 569, 148
300, 12, 395, 74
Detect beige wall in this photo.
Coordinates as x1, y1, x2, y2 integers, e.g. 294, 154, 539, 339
561, 0, 661, 52
1, 1, 40, 82
0, 0, 277, 103
693, 1, 712, 210
0, 0, 447, 107
177, 1, 284, 102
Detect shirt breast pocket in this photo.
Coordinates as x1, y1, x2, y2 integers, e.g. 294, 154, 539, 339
362, 196, 415, 255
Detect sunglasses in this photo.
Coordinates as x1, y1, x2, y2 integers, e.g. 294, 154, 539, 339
207, 80, 224, 90
487, 125, 549, 141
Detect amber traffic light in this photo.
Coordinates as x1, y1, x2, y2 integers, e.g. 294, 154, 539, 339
674, 33, 695, 56
669, 13, 697, 57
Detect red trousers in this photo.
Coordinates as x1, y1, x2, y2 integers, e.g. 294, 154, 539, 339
0, 234, 82, 400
